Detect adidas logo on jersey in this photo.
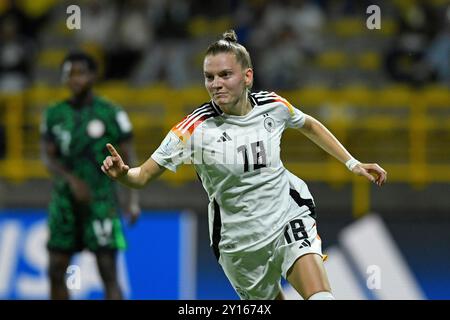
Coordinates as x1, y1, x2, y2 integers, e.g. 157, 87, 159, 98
217, 132, 232, 142
298, 239, 311, 249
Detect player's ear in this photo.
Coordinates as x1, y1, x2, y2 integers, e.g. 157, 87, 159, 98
244, 68, 253, 88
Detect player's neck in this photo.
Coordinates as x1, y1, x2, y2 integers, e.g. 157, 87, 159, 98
70, 91, 93, 108
222, 96, 251, 116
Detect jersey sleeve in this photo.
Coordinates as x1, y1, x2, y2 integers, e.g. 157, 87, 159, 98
151, 130, 191, 172
271, 92, 306, 129
286, 105, 306, 129
276, 94, 306, 129
113, 107, 133, 142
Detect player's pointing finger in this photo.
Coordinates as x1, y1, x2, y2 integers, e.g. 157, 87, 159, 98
106, 143, 119, 157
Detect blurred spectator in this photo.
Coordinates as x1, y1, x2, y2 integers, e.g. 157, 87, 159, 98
425, 6, 450, 84
74, 0, 117, 49
229, 1, 257, 46
384, 34, 433, 86
397, 0, 440, 41
287, 0, 325, 55
383, 1, 440, 86
249, 0, 325, 89
0, 0, 51, 40
0, 0, 445, 89
0, 16, 35, 92
104, 0, 150, 79
256, 26, 304, 90
251, 0, 290, 42
131, 0, 192, 87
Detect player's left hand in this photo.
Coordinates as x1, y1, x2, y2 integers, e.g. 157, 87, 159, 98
352, 163, 387, 186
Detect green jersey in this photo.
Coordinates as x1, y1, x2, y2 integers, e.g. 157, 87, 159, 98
41, 96, 132, 251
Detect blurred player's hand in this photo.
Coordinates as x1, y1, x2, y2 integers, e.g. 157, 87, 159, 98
352, 163, 387, 186
124, 202, 141, 226
101, 143, 130, 179
68, 176, 92, 204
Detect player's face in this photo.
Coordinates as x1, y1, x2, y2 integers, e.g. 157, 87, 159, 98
62, 61, 94, 96
204, 53, 253, 109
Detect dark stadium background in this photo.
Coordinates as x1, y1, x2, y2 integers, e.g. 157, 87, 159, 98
0, 0, 449, 299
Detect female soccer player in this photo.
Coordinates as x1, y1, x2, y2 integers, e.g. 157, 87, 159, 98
101, 30, 387, 300
42, 51, 140, 299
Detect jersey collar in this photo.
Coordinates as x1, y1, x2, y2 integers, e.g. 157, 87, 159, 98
249, 92, 257, 108
210, 100, 224, 115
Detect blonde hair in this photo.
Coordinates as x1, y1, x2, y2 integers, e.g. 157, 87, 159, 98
205, 29, 253, 70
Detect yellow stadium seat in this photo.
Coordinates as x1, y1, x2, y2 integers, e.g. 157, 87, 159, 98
316, 51, 348, 69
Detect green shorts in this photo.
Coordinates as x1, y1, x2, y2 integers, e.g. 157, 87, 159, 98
47, 194, 127, 252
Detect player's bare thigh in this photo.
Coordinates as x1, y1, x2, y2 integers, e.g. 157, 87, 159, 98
286, 253, 331, 299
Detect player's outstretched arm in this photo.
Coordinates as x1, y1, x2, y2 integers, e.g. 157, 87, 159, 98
298, 115, 387, 186
101, 143, 165, 189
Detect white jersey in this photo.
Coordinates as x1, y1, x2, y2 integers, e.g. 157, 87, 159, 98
151, 91, 316, 256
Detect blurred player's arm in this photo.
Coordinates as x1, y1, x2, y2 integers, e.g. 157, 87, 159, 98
101, 143, 165, 189
298, 114, 387, 186
116, 140, 141, 224
41, 139, 91, 203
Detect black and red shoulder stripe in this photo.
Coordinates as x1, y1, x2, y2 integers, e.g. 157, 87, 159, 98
171, 102, 221, 141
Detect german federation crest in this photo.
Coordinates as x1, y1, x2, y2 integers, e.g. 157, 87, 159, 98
264, 116, 275, 132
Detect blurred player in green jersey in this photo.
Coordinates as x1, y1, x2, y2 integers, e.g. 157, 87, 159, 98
40, 51, 140, 299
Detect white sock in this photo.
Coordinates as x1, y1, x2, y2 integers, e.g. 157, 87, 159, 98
308, 291, 335, 300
